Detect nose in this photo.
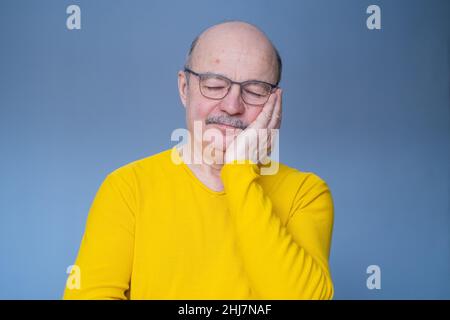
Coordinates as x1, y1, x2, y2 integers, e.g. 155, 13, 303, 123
219, 83, 245, 115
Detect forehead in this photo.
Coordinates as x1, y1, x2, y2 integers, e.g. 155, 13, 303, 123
190, 30, 277, 83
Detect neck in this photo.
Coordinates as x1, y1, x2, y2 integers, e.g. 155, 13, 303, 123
178, 142, 225, 192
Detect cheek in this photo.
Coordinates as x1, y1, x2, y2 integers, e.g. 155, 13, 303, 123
244, 107, 263, 125
190, 103, 213, 121
187, 92, 218, 122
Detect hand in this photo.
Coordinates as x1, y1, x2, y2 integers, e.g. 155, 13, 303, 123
224, 88, 282, 164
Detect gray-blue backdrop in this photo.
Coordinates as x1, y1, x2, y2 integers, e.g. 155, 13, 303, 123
0, 0, 449, 299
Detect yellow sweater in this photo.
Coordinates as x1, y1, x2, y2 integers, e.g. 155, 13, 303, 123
63, 148, 334, 300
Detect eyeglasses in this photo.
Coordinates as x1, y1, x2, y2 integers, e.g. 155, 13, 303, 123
184, 67, 278, 106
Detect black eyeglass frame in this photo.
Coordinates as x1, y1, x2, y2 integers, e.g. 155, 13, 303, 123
184, 67, 278, 106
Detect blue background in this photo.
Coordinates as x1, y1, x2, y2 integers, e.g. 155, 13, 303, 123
0, 0, 448, 299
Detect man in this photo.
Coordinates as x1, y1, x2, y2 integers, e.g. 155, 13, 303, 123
64, 21, 334, 300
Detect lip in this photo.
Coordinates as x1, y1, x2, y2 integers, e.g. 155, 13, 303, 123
207, 123, 239, 134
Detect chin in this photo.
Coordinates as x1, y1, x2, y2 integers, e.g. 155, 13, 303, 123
224, 135, 236, 148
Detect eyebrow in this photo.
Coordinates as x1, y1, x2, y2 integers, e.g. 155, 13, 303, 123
200, 70, 277, 87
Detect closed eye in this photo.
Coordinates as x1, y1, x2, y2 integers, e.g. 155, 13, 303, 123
244, 89, 265, 97
205, 86, 226, 91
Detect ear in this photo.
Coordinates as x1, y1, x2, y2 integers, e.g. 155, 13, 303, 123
178, 70, 188, 109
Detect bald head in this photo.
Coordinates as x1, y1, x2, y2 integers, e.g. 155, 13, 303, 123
185, 21, 282, 85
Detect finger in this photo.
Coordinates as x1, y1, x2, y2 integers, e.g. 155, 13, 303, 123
268, 88, 282, 129
249, 92, 277, 130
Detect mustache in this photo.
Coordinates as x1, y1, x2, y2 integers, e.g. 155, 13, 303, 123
205, 115, 248, 130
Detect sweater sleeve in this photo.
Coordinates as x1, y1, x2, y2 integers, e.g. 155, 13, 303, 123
63, 171, 136, 300
220, 161, 334, 300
